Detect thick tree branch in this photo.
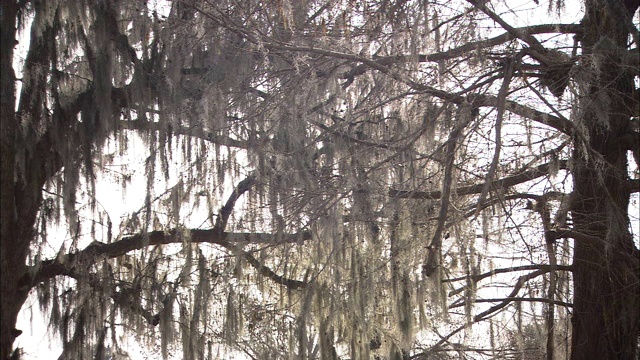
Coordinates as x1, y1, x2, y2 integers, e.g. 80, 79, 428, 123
213, 175, 256, 233
119, 120, 249, 149
447, 264, 572, 297
449, 297, 572, 309
21, 229, 310, 289
342, 24, 581, 80
390, 160, 568, 199
22, 176, 311, 292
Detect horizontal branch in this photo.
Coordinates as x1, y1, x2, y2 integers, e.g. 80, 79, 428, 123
447, 264, 572, 297
460, 191, 568, 219
444, 264, 572, 283
341, 24, 581, 80
449, 297, 572, 309
22, 229, 312, 290
119, 120, 249, 149
389, 160, 568, 199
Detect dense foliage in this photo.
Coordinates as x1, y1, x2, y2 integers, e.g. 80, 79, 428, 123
1, 0, 638, 359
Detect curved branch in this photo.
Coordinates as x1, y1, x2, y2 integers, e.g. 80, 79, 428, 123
213, 175, 256, 232
401, 83, 574, 134
424, 268, 553, 353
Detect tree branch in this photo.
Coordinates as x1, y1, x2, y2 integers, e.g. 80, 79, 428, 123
119, 119, 249, 149
23, 229, 311, 291
248, 37, 576, 135
473, 270, 546, 322
424, 114, 463, 277
340, 24, 581, 80
449, 297, 572, 309
23, 176, 311, 291
444, 264, 572, 283
446, 264, 572, 297
61, 266, 162, 327
466, 0, 548, 57
213, 175, 256, 233
475, 55, 516, 215
389, 160, 568, 199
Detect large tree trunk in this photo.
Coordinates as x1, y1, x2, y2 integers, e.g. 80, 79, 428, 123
1, 2, 23, 359
1, 2, 47, 358
570, 1, 640, 359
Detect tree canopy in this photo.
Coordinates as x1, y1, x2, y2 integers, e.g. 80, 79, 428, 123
1, 0, 638, 359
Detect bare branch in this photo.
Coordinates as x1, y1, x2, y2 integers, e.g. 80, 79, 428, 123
449, 297, 572, 309
390, 160, 568, 199
23, 228, 311, 291
475, 56, 516, 215
341, 24, 581, 80
447, 264, 572, 297
213, 175, 256, 232
424, 115, 463, 277
444, 264, 572, 284
466, 0, 548, 57
119, 120, 249, 149
473, 270, 546, 322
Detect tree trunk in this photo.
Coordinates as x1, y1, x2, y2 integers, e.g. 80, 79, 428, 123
570, 1, 640, 359
1, 2, 47, 358
1, 2, 22, 359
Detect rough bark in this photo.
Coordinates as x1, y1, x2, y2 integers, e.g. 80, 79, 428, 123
1, 2, 26, 359
1, 3, 73, 357
570, 0, 640, 359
